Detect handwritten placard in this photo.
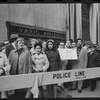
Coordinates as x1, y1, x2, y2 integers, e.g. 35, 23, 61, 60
58, 48, 77, 60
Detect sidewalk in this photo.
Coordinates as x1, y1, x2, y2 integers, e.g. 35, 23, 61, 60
57, 80, 100, 98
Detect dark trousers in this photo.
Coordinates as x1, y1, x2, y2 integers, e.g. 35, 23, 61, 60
47, 84, 57, 98
90, 78, 97, 90
38, 86, 48, 98
82, 80, 89, 89
8, 89, 26, 98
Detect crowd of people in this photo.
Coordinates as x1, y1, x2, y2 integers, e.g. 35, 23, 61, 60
0, 33, 100, 98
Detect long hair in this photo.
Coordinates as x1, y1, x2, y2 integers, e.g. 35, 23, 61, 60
46, 39, 56, 51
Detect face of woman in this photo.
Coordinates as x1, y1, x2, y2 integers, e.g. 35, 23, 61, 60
48, 42, 53, 50
42, 42, 47, 49
17, 41, 24, 49
35, 46, 41, 54
31, 41, 37, 48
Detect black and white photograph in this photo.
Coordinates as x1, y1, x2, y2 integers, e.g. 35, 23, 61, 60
0, 3, 100, 98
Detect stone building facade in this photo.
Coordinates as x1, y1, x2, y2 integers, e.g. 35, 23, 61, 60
0, 3, 99, 45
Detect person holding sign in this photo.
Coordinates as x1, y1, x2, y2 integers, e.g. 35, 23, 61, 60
68, 42, 78, 90
45, 39, 61, 98
57, 42, 68, 92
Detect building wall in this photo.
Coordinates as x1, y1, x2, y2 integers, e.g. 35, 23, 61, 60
82, 3, 90, 41
0, 4, 67, 42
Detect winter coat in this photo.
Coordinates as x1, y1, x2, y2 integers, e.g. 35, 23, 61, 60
87, 50, 100, 68
8, 49, 32, 75
45, 50, 61, 71
0, 52, 10, 75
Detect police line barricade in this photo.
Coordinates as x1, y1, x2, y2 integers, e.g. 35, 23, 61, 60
0, 67, 100, 97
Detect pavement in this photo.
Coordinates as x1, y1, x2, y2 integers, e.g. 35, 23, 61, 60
57, 80, 100, 98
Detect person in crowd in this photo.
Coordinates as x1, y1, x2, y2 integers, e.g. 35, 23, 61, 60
87, 43, 100, 91
96, 44, 100, 54
65, 40, 72, 70
69, 39, 74, 47
0, 40, 10, 54
4, 40, 10, 46
81, 41, 91, 89
57, 41, 68, 92
30, 38, 38, 55
25, 43, 49, 98
65, 41, 71, 49
64, 40, 73, 89
76, 38, 88, 93
83, 41, 91, 52
65, 40, 73, 70
42, 41, 47, 53
71, 42, 77, 48
58, 41, 65, 50
95, 44, 100, 81
45, 39, 61, 98
0, 42, 11, 98
2, 40, 10, 54
69, 39, 74, 44
0, 42, 6, 54
8, 37, 32, 98
6, 34, 19, 57
68, 42, 77, 91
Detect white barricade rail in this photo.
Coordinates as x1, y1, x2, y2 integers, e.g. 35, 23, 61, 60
0, 67, 100, 91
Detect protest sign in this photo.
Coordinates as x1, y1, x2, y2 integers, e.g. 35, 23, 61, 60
58, 48, 77, 60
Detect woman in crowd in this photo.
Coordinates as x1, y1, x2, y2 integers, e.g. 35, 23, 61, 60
42, 41, 47, 54
0, 42, 11, 98
30, 38, 38, 55
25, 43, 49, 98
45, 39, 61, 98
8, 37, 32, 98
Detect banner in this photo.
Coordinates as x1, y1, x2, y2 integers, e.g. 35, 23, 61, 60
0, 67, 100, 92
58, 48, 77, 60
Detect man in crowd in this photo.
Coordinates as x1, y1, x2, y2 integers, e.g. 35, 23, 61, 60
57, 41, 67, 92
96, 44, 100, 54
65, 41, 71, 49
74, 38, 88, 93
87, 43, 100, 91
6, 34, 19, 57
